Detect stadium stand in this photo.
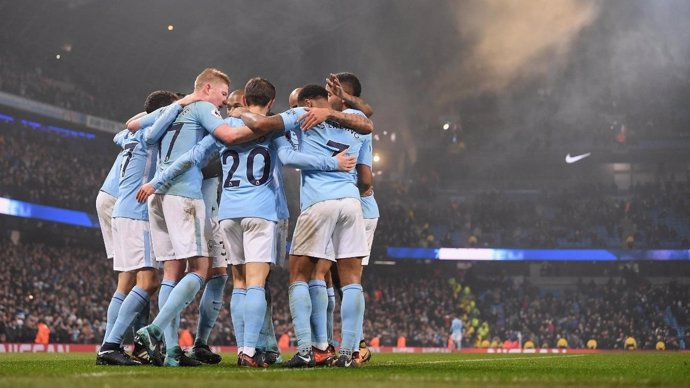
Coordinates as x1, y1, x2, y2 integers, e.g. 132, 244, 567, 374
0, 48, 116, 120
1, 229, 687, 349
0, 109, 116, 211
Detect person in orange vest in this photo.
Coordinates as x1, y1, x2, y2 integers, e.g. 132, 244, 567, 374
278, 332, 291, 351
396, 335, 406, 348
178, 324, 194, 348
35, 320, 50, 345
369, 335, 380, 348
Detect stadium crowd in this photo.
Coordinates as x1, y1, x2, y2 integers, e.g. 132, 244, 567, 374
471, 267, 689, 350
0, 115, 115, 211
0, 48, 115, 119
2, 235, 687, 350
376, 179, 690, 250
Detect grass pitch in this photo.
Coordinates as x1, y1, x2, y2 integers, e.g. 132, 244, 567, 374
0, 352, 688, 387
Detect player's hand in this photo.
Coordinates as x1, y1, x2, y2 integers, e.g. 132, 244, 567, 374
136, 183, 155, 203
326, 74, 349, 100
177, 94, 201, 107
334, 149, 355, 171
229, 106, 249, 118
298, 107, 331, 130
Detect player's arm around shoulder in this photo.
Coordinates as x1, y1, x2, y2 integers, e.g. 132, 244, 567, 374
273, 134, 353, 172
209, 113, 274, 145
299, 107, 373, 134
337, 108, 374, 134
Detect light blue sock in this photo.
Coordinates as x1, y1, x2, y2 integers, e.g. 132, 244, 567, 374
196, 274, 228, 346
153, 273, 203, 346
230, 288, 246, 350
258, 287, 278, 352
309, 280, 328, 350
103, 291, 126, 345
106, 287, 149, 345
340, 284, 365, 356
158, 279, 178, 347
166, 315, 179, 357
327, 287, 336, 346
131, 300, 149, 334
243, 286, 267, 357
288, 281, 312, 355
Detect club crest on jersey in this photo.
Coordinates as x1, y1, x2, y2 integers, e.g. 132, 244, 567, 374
211, 109, 222, 119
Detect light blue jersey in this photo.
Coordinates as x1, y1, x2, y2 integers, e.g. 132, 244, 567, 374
144, 101, 225, 199
272, 129, 302, 219
279, 108, 364, 211
100, 154, 123, 197
112, 128, 158, 220
146, 116, 341, 221
356, 132, 380, 219
451, 318, 464, 335
148, 135, 221, 193
137, 109, 160, 129
218, 117, 281, 221
272, 162, 289, 220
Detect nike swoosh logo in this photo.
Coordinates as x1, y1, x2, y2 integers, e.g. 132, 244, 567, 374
298, 355, 311, 362
565, 153, 591, 164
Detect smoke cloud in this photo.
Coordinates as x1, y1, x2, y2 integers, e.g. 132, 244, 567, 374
435, 0, 600, 110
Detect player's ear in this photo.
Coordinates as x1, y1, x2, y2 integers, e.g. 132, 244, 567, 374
242, 96, 248, 107
267, 98, 275, 111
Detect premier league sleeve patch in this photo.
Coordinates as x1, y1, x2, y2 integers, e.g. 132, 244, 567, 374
211, 108, 222, 119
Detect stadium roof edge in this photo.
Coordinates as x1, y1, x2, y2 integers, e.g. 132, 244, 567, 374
0, 90, 123, 134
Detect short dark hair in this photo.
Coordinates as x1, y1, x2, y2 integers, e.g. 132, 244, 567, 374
144, 90, 178, 113
297, 84, 328, 104
335, 72, 362, 97
244, 77, 275, 107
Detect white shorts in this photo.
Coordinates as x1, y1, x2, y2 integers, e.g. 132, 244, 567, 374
362, 218, 379, 266
210, 215, 228, 268
148, 194, 213, 261
220, 218, 277, 266
275, 219, 289, 268
290, 198, 369, 261
202, 178, 227, 268
112, 217, 158, 271
451, 333, 463, 343
96, 191, 117, 259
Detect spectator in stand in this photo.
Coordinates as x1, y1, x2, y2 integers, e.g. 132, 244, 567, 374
35, 319, 50, 344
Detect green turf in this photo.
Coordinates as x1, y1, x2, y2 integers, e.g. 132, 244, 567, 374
0, 352, 688, 387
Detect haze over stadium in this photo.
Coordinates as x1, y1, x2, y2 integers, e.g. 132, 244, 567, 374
0, 0, 689, 386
